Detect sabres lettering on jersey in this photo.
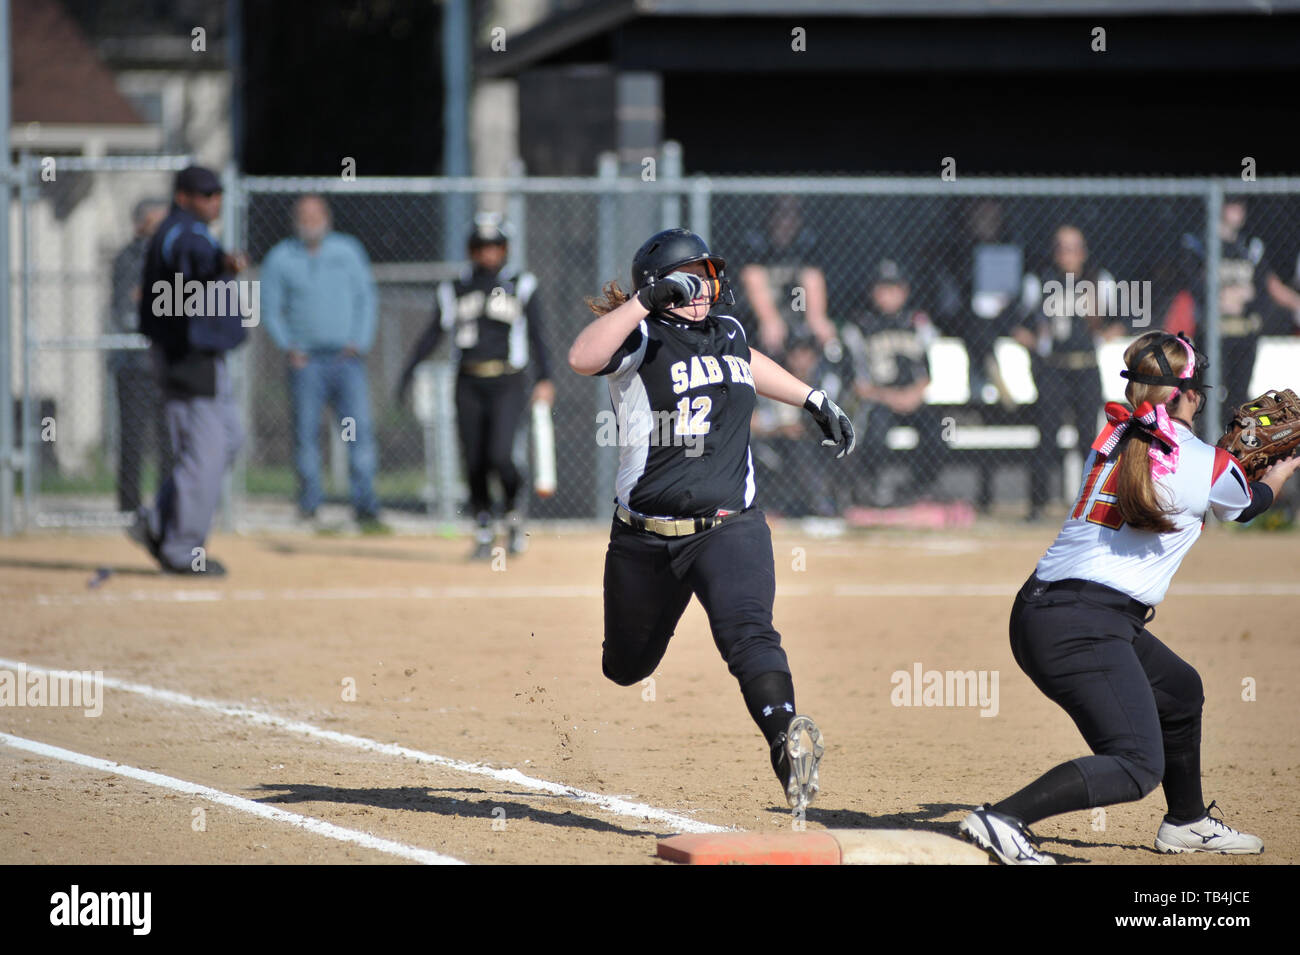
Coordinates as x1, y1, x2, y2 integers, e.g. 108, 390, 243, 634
669, 354, 755, 394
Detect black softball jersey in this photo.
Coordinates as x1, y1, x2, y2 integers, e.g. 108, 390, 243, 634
596, 310, 758, 518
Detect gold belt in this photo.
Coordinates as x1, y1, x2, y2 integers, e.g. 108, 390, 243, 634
615, 503, 738, 537
1045, 351, 1098, 371
1220, 315, 1262, 338
461, 359, 519, 378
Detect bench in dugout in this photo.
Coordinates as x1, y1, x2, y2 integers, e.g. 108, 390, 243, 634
885, 336, 1300, 508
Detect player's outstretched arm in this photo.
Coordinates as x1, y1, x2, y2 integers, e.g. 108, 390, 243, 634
750, 348, 817, 405
750, 349, 855, 457
568, 295, 649, 375
1259, 452, 1300, 500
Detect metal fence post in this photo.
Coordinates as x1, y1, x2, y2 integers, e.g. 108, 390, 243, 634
0, 0, 12, 537
689, 173, 712, 246
1204, 180, 1223, 441
220, 161, 242, 532
660, 140, 682, 229
19, 153, 34, 530
506, 158, 527, 271
593, 152, 620, 520
433, 361, 457, 524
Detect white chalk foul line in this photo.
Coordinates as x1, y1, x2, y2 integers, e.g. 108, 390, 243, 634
832, 582, 1300, 598
0, 731, 464, 865
0, 658, 729, 836
27, 585, 604, 606
21, 580, 1300, 606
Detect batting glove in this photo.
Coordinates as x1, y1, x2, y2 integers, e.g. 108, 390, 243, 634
804, 389, 855, 458
637, 271, 707, 312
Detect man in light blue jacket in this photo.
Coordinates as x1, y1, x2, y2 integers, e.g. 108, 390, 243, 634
260, 195, 383, 527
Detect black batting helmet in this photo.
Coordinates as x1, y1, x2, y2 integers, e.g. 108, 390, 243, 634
630, 228, 734, 306
468, 212, 509, 250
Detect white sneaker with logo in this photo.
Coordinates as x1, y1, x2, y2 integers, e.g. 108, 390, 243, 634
959, 805, 1057, 865
1154, 802, 1263, 855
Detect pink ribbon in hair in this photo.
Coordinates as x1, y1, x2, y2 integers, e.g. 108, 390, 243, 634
1170, 336, 1196, 399
1091, 401, 1181, 478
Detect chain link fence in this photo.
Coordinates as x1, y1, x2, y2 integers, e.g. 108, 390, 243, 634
9, 162, 1300, 531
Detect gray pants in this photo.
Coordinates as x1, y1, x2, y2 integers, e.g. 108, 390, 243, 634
145, 350, 243, 568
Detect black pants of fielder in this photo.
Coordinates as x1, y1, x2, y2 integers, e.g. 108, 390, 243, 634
1008, 575, 1205, 819
601, 507, 791, 689
456, 371, 528, 517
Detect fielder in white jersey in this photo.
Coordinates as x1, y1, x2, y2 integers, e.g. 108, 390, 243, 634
1035, 421, 1253, 607
957, 331, 1300, 865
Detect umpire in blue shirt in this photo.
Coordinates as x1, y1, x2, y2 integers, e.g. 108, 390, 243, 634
130, 165, 249, 575
259, 195, 382, 526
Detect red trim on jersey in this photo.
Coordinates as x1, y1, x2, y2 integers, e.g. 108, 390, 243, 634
1072, 459, 1106, 520
1212, 447, 1251, 499
1085, 459, 1125, 529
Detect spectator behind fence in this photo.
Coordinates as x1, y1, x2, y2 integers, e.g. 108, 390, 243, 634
928, 197, 1025, 408
396, 216, 554, 560
1015, 225, 1124, 521
260, 195, 385, 531
109, 198, 172, 514
737, 194, 841, 362
1209, 198, 1300, 418
130, 165, 248, 576
840, 260, 943, 507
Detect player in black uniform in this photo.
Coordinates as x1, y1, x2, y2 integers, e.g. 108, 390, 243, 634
1213, 198, 1300, 419
840, 260, 945, 506
1015, 226, 1125, 520
568, 228, 855, 810
398, 217, 553, 558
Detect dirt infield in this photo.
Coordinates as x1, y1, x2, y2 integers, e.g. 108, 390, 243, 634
1, 517, 1296, 865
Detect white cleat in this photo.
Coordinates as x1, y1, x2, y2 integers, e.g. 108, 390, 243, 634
504, 511, 528, 555
1154, 801, 1263, 855
959, 805, 1057, 865
772, 715, 824, 812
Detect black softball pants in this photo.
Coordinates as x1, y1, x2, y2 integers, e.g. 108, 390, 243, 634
601, 507, 791, 688
455, 371, 528, 517
1008, 574, 1205, 817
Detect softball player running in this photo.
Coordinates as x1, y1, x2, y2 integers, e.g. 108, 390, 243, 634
398, 216, 553, 558
959, 331, 1300, 864
567, 228, 855, 810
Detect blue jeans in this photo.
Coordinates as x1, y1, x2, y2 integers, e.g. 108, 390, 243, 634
289, 351, 379, 517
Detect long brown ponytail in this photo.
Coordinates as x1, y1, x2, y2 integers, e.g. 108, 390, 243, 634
584, 280, 631, 316
1113, 332, 1191, 533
